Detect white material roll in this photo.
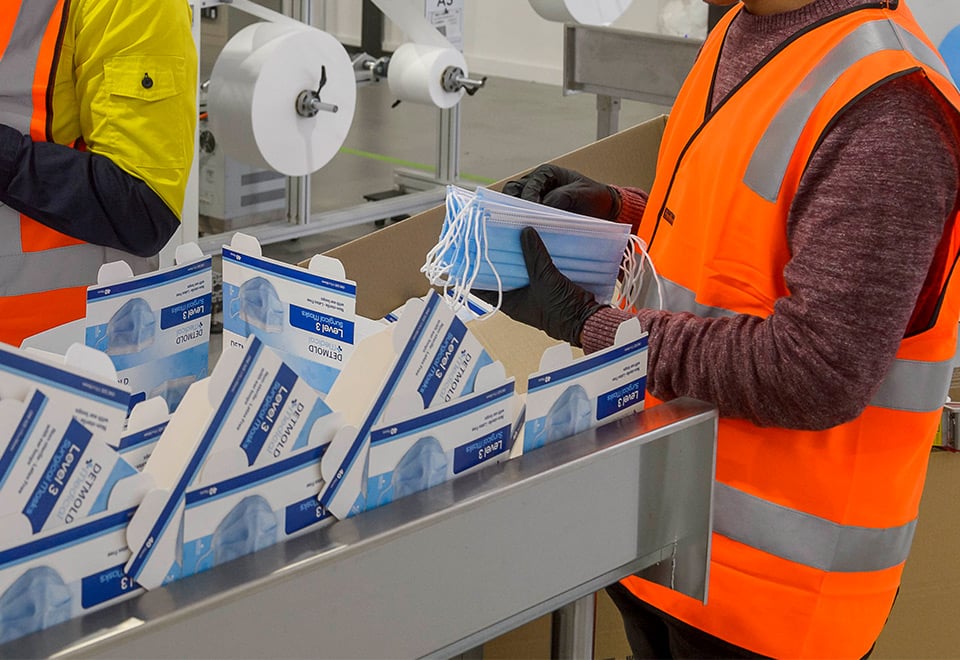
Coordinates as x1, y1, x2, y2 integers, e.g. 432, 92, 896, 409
387, 42, 467, 109
207, 21, 356, 176
528, 0, 634, 26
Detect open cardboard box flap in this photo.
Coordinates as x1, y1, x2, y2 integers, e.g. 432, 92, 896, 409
313, 115, 668, 389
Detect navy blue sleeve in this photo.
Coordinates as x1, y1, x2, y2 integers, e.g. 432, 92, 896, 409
0, 124, 180, 258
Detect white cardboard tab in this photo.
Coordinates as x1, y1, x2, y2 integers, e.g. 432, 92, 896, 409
117, 397, 170, 472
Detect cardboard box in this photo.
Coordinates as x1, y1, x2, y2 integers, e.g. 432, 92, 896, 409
322, 116, 667, 390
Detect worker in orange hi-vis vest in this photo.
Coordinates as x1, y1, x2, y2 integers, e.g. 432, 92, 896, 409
493, 0, 960, 656
0, 0, 197, 346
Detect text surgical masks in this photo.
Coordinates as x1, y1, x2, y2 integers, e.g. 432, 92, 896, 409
422, 186, 661, 314
100, 297, 156, 355
233, 276, 284, 333
0, 566, 72, 644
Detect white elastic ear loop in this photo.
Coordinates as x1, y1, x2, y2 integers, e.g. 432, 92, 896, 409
421, 190, 474, 297
434, 194, 482, 314
421, 197, 458, 284
476, 208, 503, 318
617, 235, 663, 310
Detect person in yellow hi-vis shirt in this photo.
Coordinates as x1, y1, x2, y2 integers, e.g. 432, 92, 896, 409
0, 0, 197, 346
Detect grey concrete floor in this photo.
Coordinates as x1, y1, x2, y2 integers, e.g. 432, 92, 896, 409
218, 75, 669, 264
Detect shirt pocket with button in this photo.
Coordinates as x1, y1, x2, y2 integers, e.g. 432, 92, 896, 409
100, 55, 188, 170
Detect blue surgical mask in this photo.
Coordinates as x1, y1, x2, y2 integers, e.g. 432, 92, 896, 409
0, 566, 72, 644
423, 186, 658, 314
211, 495, 278, 566
101, 297, 156, 356
392, 435, 448, 499
232, 277, 284, 333
545, 384, 593, 444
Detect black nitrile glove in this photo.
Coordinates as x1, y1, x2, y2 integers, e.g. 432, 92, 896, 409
502, 164, 620, 220
476, 227, 605, 347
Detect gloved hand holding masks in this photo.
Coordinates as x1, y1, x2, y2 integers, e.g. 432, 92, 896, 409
502, 164, 621, 220
477, 227, 606, 347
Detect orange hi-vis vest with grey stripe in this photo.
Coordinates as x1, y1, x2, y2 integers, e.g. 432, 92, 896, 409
0, 0, 153, 346
622, 2, 960, 657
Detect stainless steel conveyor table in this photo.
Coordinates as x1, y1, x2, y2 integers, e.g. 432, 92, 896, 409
1, 398, 717, 659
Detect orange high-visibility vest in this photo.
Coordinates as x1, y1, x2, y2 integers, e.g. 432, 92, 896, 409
622, 2, 960, 657
0, 1, 155, 346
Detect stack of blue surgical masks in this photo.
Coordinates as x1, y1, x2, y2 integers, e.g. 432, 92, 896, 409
422, 185, 657, 313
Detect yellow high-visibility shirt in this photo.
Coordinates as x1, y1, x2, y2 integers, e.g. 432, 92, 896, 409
51, 0, 197, 218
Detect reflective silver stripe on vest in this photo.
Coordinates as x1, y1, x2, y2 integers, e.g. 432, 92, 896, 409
654, 272, 955, 412
869, 353, 955, 412
642, 275, 737, 318
714, 482, 917, 572
0, 0, 62, 132
745, 19, 953, 202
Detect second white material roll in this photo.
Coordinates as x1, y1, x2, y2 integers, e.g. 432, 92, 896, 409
208, 22, 356, 176
387, 42, 468, 109
529, 0, 634, 26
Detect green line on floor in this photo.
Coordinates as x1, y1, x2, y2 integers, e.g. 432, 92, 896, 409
339, 147, 497, 185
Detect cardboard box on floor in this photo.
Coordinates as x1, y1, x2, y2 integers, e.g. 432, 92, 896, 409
314, 113, 960, 657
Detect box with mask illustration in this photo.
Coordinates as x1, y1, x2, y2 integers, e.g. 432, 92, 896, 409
125, 337, 340, 589
221, 233, 357, 395
85, 243, 212, 414
0, 393, 150, 646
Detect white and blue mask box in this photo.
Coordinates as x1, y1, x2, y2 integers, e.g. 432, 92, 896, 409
1, 343, 131, 451
0, 389, 145, 536
85, 243, 212, 414
363, 361, 518, 511
124, 337, 340, 590
117, 398, 170, 472
521, 318, 648, 455
221, 232, 357, 395
318, 290, 495, 519
179, 438, 332, 580
0, 473, 148, 645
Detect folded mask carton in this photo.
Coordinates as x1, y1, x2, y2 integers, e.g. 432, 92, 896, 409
518, 318, 647, 456
318, 290, 507, 519
0, 409, 149, 644
85, 243, 212, 414
125, 337, 340, 590
362, 363, 518, 511
221, 232, 357, 395
0, 495, 147, 645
